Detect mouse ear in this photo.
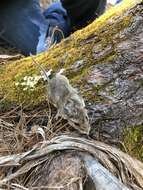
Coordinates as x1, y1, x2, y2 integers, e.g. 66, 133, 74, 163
41, 69, 53, 81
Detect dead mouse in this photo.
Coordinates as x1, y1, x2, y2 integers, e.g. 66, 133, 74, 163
31, 57, 90, 134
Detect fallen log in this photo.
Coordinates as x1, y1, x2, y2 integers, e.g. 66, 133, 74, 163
0, 135, 143, 190
0, 0, 143, 148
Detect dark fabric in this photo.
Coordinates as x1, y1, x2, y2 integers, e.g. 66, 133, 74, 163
0, 1, 70, 56
61, 0, 107, 29
0, 0, 48, 55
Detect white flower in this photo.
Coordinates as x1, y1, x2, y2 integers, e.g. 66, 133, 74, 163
23, 76, 28, 81
21, 82, 27, 86
23, 87, 28, 91
15, 82, 19, 86
15, 74, 44, 91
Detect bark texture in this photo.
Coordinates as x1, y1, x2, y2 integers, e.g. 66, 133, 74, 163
0, 0, 143, 143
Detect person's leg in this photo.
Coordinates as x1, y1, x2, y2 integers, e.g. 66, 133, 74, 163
0, 0, 48, 56
0, 0, 107, 56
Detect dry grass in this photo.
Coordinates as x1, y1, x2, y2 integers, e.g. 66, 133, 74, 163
0, 104, 76, 189
0, 103, 71, 157
0, 107, 85, 190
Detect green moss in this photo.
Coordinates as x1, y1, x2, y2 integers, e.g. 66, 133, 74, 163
15, 84, 46, 106
122, 125, 143, 161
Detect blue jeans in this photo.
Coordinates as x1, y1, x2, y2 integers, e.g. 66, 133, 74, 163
0, 1, 70, 56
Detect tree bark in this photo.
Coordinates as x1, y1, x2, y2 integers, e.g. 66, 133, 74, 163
0, 0, 143, 143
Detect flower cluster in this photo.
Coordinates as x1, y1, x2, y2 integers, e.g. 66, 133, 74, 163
15, 69, 52, 91
15, 75, 42, 91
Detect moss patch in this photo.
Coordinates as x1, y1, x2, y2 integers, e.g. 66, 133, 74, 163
123, 125, 143, 161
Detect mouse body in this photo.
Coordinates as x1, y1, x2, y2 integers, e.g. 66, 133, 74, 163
47, 71, 90, 134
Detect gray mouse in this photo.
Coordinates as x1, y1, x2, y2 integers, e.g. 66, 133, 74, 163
32, 57, 90, 134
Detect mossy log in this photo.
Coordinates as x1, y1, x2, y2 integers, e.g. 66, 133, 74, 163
0, 0, 143, 146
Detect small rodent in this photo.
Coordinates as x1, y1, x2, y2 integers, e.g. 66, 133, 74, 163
31, 57, 90, 134
48, 71, 90, 134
